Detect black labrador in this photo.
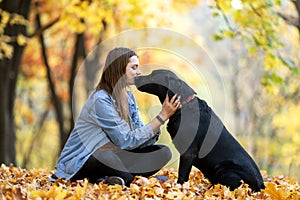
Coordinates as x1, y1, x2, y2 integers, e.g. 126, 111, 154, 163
135, 69, 265, 191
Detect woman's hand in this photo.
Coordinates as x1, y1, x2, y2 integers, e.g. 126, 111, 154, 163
149, 93, 181, 132
159, 93, 181, 121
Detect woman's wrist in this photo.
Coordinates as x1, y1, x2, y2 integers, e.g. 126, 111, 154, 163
158, 111, 168, 122
150, 113, 167, 132
156, 115, 165, 125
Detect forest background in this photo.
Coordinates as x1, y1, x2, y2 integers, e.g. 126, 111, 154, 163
0, 0, 299, 180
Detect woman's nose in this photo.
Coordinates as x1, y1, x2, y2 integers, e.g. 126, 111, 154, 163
137, 68, 142, 75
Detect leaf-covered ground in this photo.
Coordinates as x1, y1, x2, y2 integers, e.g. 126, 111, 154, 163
0, 164, 299, 200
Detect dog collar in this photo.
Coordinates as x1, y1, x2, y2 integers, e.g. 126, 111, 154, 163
181, 95, 195, 105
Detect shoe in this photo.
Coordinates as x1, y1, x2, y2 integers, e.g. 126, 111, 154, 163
104, 176, 125, 186
50, 174, 58, 182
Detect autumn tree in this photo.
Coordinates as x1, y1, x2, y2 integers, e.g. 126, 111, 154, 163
0, 0, 31, 164
209, 0, 300, 177
210, 0, 299, 82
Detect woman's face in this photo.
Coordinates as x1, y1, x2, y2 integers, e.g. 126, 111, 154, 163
126, 55, 141, 85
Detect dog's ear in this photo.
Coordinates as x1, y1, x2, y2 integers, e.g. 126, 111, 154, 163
167, 75, 177, 98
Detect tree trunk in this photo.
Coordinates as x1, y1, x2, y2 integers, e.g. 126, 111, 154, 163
0, 59, 11, 164
67, 33, 86, 144
35, 10, 67, 151
84, 20, 107, 96
0, 0, 31, 165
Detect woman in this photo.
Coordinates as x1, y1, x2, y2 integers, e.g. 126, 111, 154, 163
52, 47, 181, 186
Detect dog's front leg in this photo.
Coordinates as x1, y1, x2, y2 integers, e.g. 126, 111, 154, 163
177, 152, 195, 184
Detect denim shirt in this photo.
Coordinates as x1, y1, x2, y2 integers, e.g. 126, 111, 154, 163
54, 89, 159, 180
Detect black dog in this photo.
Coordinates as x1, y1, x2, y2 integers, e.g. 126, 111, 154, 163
135, 69, 265, 191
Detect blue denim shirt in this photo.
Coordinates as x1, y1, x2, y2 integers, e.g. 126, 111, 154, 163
54, 89, 159, 180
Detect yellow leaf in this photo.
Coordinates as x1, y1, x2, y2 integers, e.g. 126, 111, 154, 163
17, 34, 27, 46
130, 183, 140, 194
0, 10, 10, 26
153, 186, 164, 197
216, 1, 232, 13
0, 41, 13, 58
165, 188, 184, 199
73, 179, 88, 198
9, 13, 28, 25
53, 186, 68, 200
263, 182, 287, 200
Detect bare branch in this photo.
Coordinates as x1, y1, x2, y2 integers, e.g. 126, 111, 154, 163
28, 16, 60, 38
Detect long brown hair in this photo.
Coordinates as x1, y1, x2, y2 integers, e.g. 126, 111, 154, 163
96, 47, 137, 123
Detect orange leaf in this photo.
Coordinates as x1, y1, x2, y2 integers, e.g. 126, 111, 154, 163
263, 182, 287, 200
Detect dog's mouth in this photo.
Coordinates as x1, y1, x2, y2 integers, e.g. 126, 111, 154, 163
134, 70, 168, 88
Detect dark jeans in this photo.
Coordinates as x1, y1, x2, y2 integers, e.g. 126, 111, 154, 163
71, 144, 171, 186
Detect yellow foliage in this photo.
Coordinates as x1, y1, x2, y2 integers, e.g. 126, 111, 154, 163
0, 9, 10, 30
273, 103, 300, 136
212, 0, 294, 83
2, 164, 300, 199
14, 99, 37, 126
0, 9, 28, 59
0, 41, 13, 59
264, 53, 283, 71
17, 34, 27, 46
215, 0, 232, 13
264, 182, 287, 200
264, 83, 279, 95
264, 180, 300, 200
270, 102, 300, 176
72, 179, 89, 199
9, 13, 28, 26
172, 0, 200, 12
30, 185, 68, 200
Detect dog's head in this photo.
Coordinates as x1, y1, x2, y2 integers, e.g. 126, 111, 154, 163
135, 69, 196, 103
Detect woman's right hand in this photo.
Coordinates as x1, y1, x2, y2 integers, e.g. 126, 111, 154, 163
150, 93, 181, 132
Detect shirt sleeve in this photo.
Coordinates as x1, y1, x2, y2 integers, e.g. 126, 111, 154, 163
94, 95, 158, 150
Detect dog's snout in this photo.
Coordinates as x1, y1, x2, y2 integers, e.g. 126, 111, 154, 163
134, 76, 147, 89
134, 76, 141, 87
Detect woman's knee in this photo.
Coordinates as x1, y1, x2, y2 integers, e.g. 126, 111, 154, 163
92, 149, 129, 172
159, 145, 172, 160
151, 145, 172, 162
